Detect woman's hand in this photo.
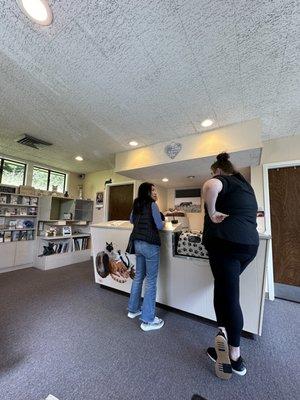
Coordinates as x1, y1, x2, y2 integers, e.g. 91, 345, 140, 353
210, 211, 229, 223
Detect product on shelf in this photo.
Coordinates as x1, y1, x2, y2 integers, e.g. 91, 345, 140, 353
10, 195, 18, 205
22, 197, 30, 205
9, 220, 17, 229
30, 197, 38, 206
27, 231, 34, 241
4, 231, 11, 242
0, 195, 7, 204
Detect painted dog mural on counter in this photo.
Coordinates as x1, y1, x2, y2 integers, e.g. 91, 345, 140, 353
96, 242, 135, 283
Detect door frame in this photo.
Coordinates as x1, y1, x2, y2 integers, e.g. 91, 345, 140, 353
104, 181, 137, 222
263, 159, 300, 300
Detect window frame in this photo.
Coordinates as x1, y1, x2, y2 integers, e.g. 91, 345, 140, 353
0, 157, 27, 186
32, 166, 66, 193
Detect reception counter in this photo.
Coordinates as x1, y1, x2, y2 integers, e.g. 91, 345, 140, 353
90, 221, 270, 335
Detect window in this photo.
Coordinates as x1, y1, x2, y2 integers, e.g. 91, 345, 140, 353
0, 158, 26, 186
32, 167, 66, 193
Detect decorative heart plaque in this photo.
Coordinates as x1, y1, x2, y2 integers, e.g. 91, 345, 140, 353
164, 142, 182, 159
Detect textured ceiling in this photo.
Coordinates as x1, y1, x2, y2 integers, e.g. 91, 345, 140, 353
0, 0, 299, 173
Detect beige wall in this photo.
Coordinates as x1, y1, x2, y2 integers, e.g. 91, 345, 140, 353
116, 119, 262, 172
83, 169, 131, 200
251, 135, 300, 208
82, 169, 168, 222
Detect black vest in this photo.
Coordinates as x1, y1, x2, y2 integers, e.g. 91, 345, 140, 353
203, 173, 259, 246
131, 203, 161, 246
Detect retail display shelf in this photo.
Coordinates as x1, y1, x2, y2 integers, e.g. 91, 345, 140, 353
39, 234, 90, 240
0, 204, 38, 207
0, 215, 37, 217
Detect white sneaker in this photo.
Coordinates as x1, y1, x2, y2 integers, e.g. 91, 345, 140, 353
140, 317, 164, 331
127, 310, 142, 319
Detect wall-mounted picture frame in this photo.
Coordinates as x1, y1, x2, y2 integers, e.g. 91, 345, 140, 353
62, 226, 72, 236
95, 191, 104, 209
175, 188, 201, 213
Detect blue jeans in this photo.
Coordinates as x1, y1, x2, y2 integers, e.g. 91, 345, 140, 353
128, 240, 160, 323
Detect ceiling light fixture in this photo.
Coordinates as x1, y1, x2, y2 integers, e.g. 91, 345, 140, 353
129, 141, 138, 147
75, 156, 83, 161
162, 178, 169, 182
201, 119, 213, 128
187, 175, 195, 179
17, 0, 53, 26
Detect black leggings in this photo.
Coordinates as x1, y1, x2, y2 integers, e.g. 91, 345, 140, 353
208, 250, 257, 347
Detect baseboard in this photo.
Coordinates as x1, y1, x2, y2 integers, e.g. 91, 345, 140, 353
98, 284, 256, 340
0, 263, 33, 273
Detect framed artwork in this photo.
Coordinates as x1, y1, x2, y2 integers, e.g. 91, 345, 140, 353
175, 188, 201, 213
95, 191, 104, 208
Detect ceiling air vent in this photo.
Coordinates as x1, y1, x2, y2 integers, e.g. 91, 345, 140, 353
16, 134, 53, 149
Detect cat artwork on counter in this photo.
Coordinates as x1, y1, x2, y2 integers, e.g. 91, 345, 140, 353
96, 242, 135, 283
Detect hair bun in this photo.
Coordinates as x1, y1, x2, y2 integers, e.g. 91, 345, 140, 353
216, 152, 230, 162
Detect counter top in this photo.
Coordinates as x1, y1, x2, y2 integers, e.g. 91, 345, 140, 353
90, 221, 271, 238
90, 220, 183, 233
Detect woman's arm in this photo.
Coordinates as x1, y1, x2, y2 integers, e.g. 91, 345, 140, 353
151, 202, 164, 230
202, 178, 228, 223
129, 210, 133, 224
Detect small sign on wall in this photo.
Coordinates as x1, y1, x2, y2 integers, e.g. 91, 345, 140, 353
95, 191, 104, 209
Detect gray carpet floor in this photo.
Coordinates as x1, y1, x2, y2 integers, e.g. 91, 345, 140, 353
0, 261, 299, 400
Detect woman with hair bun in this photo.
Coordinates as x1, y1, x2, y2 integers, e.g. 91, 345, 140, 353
202, 152, 259, 380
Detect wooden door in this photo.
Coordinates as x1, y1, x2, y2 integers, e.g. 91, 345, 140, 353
108, 184, 134, 221
269, 166, 300, 301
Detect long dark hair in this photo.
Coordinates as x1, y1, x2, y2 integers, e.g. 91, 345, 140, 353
132, 182, 154, 215
211, 152, 236, 174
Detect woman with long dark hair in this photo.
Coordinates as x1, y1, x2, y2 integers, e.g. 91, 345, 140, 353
202, 153, 259, 380
127, 182, 165, 331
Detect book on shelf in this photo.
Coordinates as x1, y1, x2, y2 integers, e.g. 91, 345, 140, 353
49, 241, 69, 254
28, 207, 37, 215
62, 242, 69, 253
30, 197, 38, 206
0, 217, 4, 229
0, 195, 7, 204
73, 237, 89, 251
16, 219, 24, 229
9, 220, 17, 229
22, 197, 30, 205
10, 195, 18, 205
27, 231, 34, 241
12, 230, 20, 241
4, 231, 11, 242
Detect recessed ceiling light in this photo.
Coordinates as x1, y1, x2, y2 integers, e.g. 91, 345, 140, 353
201, 119, 213, 128
129, 141, 138, 147
162, 178, 169, 182
75, 156, 83, 161
17, 0, 53, 26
